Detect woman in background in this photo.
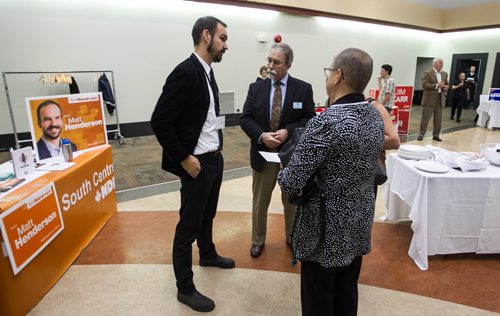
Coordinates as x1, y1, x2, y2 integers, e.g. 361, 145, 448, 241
278, 48, 384, 316
451, 72, 470, 123
256, 65, 267, 81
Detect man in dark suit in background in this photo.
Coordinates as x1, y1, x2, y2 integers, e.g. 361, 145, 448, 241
240, 43, 315, 259
150, 16, 233, 313
418, 57, 448, 142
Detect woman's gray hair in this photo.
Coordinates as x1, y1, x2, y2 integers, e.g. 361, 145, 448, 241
270, 43, 294, 65
331, 48, 373, 93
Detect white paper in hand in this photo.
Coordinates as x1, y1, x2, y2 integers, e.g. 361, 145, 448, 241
259, 151, 281, 163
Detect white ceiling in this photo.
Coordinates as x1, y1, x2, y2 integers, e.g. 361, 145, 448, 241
406, 0, 500, 9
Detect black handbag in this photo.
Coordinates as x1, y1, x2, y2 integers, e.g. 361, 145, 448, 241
278, 127, 304, 168
288, 174, 326, 206
279, 128, 325, 206
374, 150, 387, 185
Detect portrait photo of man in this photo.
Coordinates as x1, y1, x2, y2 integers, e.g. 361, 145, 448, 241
36, 100, 77, 160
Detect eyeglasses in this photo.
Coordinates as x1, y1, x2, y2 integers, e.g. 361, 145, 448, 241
323, 68, 334, 77
323, 67, 345, 80
267, 58, 284, 66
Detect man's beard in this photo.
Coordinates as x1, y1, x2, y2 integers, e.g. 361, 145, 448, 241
42, 125, 61, 140
208, 39, 225, 63
267, 68, 277, 80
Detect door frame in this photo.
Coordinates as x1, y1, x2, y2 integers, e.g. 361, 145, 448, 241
491, 52, 500, 89
449, 53, 489, 107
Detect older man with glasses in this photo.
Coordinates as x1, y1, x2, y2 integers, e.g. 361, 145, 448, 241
240, 43, 316, 259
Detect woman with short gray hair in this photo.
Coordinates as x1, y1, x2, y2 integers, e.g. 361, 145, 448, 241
278, 48, 384, 315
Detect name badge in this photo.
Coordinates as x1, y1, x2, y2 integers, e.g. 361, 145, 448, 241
216, 115, 226, 130
293, 102, 303, 109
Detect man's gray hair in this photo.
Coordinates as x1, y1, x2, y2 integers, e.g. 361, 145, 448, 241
331, 48, 373, 93
270, 43, 294, 65
433, 57, 443, 65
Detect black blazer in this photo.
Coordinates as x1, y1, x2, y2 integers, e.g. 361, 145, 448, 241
36, 138, 77, 160
151, 54, 217, 178
240, 76, 315, 172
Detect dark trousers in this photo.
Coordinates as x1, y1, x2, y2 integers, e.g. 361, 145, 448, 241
468, 86, 476, 108
451, 98, 465, 119
173, 152, 223, 294
301, 256, 363, 316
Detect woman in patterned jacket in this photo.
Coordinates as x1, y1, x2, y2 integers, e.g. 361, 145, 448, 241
278, 48, 385, 316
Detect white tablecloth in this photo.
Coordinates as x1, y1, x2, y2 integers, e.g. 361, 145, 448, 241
477, 100, 500, 129
382, 153, 500, 270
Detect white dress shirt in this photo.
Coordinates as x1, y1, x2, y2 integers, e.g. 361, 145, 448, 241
193, 52, 220, 155
42, 137, 62, 157
434, 68, 442, 93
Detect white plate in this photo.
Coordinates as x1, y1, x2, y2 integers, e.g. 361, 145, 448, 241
397, 152, 430, 160
399, 145, 429, 153
415, 161, 449, 173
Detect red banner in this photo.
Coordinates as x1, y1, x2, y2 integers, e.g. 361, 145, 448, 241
398, 110, 411, 135
394, 86, 414, 110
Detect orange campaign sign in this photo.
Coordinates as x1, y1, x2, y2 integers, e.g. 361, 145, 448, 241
0, 183, 64, 275
25, 93, 108, 161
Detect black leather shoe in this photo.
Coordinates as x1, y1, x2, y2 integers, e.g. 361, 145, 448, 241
417, 135, 423, 141
250, 244, 264, 258
177, 290, 215, 312
199, 255, 235, 269
432, 137, 442, 141
456, 119, 461, 123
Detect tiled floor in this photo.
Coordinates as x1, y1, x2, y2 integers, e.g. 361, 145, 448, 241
27, 126, 500, 315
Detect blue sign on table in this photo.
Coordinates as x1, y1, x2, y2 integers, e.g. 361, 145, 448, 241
489, 88, 500, 102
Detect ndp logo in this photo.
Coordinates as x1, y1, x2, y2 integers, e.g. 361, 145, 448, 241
61, 163, 115, 211
95, 177, 115, 203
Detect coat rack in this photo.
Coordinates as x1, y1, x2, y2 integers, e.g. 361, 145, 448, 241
2, 70, 126, 149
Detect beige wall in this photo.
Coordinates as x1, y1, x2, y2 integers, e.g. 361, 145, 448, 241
442, 3, 500, 30
240, 0, 500, 31
1, 0, 499, 136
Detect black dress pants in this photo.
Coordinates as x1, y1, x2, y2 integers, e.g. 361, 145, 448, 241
301, 256, 363, 316
173, 152, 223, 294
451, 98, 465, 119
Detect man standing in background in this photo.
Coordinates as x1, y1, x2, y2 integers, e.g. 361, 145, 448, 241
151, 16, 233, 313
378, 64, 395, 113
240, 43, 315, 259
466, 65, 479, 108
418, 58, 448, 142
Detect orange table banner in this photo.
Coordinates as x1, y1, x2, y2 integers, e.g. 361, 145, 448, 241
0, 183, 64, 275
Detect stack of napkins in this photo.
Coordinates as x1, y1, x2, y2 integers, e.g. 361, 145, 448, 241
426, 146, 487, 172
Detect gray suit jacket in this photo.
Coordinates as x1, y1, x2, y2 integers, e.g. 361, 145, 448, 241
421, 68, 448, 108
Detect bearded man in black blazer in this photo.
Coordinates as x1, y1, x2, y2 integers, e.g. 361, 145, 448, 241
150, 16, 233, 313
240, 43, 316, 259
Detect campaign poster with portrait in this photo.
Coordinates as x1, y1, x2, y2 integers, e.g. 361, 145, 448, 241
25, 92, 108, 161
